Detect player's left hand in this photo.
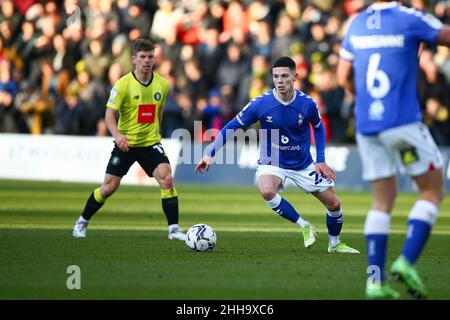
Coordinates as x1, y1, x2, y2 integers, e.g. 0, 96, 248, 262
315, 163, 336, 182
195, 155, 212, 174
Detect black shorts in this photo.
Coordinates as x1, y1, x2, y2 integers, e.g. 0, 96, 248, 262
106, 143, 170, 177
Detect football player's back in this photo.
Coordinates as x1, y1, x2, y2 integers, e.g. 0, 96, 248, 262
338, 1, 450, 299
340, 3, 443, 135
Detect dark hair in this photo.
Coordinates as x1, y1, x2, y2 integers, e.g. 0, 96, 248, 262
272, 56, 296, 71
132, 38, 155, 56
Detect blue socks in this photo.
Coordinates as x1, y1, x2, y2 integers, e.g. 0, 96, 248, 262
364, 210, 391, 282
327, 209, 343, 247
401, 200, 437, 264
364, 200, 438, 285
326, 210, 343, 236
402, 220, 431, 264
265, 194, 308, 227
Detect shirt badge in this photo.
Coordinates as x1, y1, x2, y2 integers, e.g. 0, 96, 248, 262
298, 113, 304, 126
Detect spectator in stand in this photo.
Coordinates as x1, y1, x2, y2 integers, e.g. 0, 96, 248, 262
53, 83, 85, 135
250, 20, 273, 60
216, 42, 249, 96
111, 33, 132, 76
0, 59, 19, 132
159, 28, 182, 67
83, 38, 112, 81
73, 60, 108, 136
316, 68, 346, 142
271, 13, 299, 64
0, 0, 23, 47
418, 49, 450, 145
207, 0, 226, 33
305, 21, 333, 63
19, 60, 57, 134
196, 25, 225, 90
200, 87, 224, 132
150, 0, 183, 42
180, 58, 209, 113
176, 0, 208, 46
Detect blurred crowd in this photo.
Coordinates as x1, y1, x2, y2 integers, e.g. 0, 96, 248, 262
0, 0, 449, 144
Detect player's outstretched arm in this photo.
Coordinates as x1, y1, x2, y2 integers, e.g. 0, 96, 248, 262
105, 107, 129, 152
195, 117, 246, 174
195, 155, 212, 174
315, 162, 336, 182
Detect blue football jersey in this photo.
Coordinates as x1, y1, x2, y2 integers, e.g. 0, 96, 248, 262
207, 89, 323, 170
340, 2, 443, 135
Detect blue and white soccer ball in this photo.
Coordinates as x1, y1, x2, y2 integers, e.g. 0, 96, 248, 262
185, 224, 217, 252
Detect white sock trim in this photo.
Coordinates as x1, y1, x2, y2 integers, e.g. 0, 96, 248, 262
296, 217, 309, 228
329, 235, 340, 247
409, 199, 438, 226
327, 207, 342, 217
364, 210, 391, 235
266, 194, 282, 209
78, 216, 88, 223
168, 224, 180, 232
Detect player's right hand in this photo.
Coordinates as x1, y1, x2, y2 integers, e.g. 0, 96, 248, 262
115, 134, 129, 152
315, 162, 336, 182
195, 155, 212, 174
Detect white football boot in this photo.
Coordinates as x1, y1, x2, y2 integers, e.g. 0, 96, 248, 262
73, 217, 89, 238
168, 224, 186, 241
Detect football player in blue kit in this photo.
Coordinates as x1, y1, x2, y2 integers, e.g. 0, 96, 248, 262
196, 56, 359, 254
337, 0, 450, 299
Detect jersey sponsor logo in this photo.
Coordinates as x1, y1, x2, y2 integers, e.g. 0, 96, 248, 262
271, 142, 300, 151
138, 104, 156, 124
154, 92, 162, 101
266, 116, 273, 123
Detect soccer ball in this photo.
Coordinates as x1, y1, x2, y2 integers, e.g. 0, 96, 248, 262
185, 224, 217, 252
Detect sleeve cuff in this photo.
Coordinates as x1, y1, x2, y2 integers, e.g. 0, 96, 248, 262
339, 47, 354, 61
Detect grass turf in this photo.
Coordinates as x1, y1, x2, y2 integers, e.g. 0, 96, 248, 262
0, 179, 449, 299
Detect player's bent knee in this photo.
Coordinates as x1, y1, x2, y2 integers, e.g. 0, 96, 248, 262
101, 182, 119, 198
160, 176, 174, 190
260, 189, 277, 201
327, 198, 341, 212
420, 190, 444, 206
100, 187, 113, 198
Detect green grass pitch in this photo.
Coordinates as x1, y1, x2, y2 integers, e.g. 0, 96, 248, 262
0, 179, 449, 300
